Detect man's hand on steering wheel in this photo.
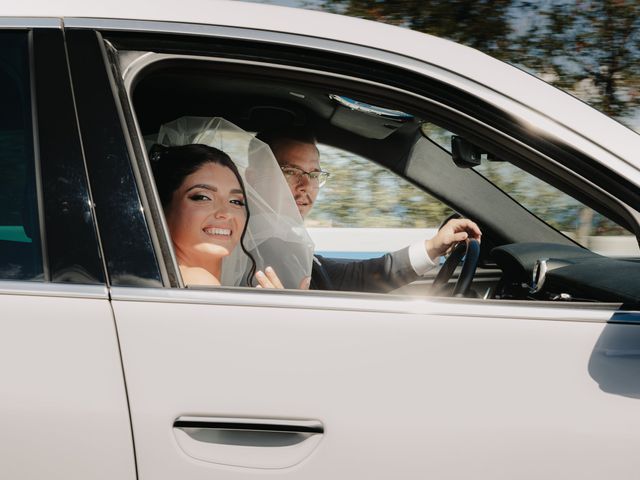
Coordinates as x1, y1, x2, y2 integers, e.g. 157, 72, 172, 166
425, 218, 482, 261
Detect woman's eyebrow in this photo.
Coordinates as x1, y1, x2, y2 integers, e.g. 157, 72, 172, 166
186, 184, 216, 192
187, 184, 243, 196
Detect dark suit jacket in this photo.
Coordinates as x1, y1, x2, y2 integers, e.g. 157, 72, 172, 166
310, 247, 420, 293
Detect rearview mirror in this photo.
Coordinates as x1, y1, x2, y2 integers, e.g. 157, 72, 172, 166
451, 136, 482, 168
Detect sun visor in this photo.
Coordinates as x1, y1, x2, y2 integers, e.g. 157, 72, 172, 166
328, 95, 412, 140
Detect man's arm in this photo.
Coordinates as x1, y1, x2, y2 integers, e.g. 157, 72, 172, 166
310, 219, 481, 293
312, 247, 421, 293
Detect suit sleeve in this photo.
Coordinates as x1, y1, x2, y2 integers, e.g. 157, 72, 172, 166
314, 247, 420, 293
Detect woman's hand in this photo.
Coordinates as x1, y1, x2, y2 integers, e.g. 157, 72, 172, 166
255, 267, 311, 289
255, 266, 284, 288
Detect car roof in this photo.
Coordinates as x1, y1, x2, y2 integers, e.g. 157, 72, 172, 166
4, 0, 640, 176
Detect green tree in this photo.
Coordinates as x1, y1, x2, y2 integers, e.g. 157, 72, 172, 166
325, 0, 513, 57
513, 0, 640, 119
322, 0, 640, 123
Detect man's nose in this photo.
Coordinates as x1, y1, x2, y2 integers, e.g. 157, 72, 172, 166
296, 173, 311, 189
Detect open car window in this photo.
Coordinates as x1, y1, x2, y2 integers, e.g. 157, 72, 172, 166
307, 143, 453, 259
117, 37, 640, 303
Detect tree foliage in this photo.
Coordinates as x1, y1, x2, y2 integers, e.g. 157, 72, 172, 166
324, 0, 513, 57
323, 0, 640, 123
514, 0, 640, 119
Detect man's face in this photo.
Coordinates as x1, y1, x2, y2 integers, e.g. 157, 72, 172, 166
273, 140, 321, 218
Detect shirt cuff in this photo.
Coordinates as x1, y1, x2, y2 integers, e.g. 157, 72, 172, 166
408, 241, 437, 276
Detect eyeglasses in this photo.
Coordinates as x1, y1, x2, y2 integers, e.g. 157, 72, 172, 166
280, 165, 330, 188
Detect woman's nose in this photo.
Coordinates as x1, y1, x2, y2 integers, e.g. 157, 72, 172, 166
213, 203, 230, 218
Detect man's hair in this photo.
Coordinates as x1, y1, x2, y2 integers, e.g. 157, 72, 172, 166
255, 127, 318, 157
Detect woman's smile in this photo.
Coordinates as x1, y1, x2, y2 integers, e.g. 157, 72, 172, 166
203, 227, 232, 237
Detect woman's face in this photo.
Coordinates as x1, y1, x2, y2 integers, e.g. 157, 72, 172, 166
165, 162, 247, 263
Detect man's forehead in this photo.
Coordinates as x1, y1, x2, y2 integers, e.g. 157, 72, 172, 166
275, 140, 320, 168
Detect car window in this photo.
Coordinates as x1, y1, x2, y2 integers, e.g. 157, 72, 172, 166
121, 40, 639, 300
307, 144, 453, 259
0, 32, 43, 280
420, 123, 640, 257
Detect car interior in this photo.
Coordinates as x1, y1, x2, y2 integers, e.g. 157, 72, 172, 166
126, 55, 640, 304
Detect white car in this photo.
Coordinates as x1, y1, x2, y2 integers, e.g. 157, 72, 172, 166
1, 1, 640, 479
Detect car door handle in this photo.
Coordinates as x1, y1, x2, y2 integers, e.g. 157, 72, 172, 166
172, 416, 324, 469
174, 416, 324, 434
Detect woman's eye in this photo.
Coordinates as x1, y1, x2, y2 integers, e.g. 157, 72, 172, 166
189, 194, 211, 201
230, 199, 246, 207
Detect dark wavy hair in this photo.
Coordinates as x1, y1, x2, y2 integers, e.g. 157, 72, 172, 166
149, 143, 256, 285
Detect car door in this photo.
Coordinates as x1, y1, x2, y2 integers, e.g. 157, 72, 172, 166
67, 20, 640, 480
0, 23, 135, 479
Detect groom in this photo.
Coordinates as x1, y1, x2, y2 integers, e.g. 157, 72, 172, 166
256, 129, 482, 292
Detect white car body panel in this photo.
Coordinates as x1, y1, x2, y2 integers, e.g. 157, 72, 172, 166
0, 284, 136, 480
113, 287, 640, 479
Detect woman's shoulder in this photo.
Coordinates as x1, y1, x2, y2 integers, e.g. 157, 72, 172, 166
179, 266, 221, 286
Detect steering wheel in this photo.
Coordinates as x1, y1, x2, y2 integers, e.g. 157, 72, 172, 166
431, 239, 481, 297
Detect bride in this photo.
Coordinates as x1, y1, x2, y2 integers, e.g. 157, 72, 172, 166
149, 117, 313, 289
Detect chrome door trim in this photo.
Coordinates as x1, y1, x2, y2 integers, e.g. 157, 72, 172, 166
110, 286, 617, 323
0, 280, 108, 299
0, 18, 61, 29
29, 29, 50, 282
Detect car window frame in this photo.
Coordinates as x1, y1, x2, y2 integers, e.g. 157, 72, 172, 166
64, 28, 164, 288
79, 20, 640, 302
0, 22, 108, 286
117, 55, 634, 258
31, 26, 107, 284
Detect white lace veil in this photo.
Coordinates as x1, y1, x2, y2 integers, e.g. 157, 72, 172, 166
154, 117, 314, 288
